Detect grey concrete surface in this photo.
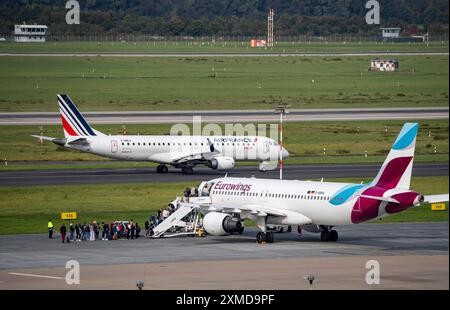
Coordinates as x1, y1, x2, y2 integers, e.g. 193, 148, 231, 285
0, 223, 447, 270
0, 162, 447, 186
1, 107, 448, 125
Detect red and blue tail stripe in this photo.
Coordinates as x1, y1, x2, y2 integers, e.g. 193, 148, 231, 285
57, 94, 96, 137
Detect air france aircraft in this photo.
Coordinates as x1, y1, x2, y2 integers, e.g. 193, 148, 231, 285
192, 123, 449, 243
33, 94, 289, 174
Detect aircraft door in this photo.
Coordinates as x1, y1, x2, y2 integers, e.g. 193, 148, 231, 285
264, 140, 270, 153
111, 140, 118, 153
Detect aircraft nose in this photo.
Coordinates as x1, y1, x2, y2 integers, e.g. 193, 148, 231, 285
282, 148, 290, 159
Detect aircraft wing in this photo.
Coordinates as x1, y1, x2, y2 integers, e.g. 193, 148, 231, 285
423, 194, 449, 204
200, 204, 312, 225
170, 137, 220, 163
170, 150, 220, 163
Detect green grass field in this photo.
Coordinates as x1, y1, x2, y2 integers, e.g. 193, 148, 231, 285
0, 55, 448, 111
0, 176, 447, 235
0, 120, 447, 165
0, 41, 448, 54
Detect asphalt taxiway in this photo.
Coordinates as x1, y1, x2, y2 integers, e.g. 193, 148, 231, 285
1, 107, 448, 125
1, 51, 448, 57
0, 223, 448, 289
0, 162, 447, 186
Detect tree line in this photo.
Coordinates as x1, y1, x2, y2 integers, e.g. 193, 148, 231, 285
0, 0, 448, 36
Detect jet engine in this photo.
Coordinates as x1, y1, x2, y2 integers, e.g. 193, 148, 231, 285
209, 156, 235, 170
203, 212, 242, 236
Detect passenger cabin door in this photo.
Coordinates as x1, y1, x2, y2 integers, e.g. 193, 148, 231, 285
111, 140, 118, 153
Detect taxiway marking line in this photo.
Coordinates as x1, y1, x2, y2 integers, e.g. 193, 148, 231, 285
8, 272, 64, 280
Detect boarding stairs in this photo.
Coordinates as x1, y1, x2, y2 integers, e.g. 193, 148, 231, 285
152, 202, 203, 238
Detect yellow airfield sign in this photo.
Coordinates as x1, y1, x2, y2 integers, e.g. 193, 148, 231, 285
431, 203, 446, 211
61, 212, 77, 220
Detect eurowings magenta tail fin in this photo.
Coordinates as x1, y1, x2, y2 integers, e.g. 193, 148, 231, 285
371, 123, 419, 190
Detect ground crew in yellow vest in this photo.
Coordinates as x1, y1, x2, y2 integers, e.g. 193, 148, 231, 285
48, 220, 54, 239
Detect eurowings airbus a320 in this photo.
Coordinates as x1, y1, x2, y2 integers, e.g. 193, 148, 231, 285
33, 94, 289, 174
188, 123, 448, 243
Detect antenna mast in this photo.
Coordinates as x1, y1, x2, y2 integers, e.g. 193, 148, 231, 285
268, 9, 274, 47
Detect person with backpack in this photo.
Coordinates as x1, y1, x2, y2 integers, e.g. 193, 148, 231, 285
60, 223, 67, 243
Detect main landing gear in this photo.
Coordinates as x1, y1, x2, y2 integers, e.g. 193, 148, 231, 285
320, 226, 338, 242
256, 231, 274, 244
255, 215, 274, 244
156, 165, 169, 174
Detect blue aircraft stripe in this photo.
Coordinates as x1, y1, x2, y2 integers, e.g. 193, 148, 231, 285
58, 95, 91, 136
60, 95, 96, 136
329, 183, 368, 206
392, 123, 419, 150
59, 106, 82, 136
58, 98, 88, 136
59, 103, 84, 136
58, 97, 89, 136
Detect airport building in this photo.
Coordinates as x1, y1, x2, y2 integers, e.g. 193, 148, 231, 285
380, 27, 424, 43
14, 24, 48, 42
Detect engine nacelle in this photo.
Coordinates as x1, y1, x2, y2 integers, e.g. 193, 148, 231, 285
210, 156, 235, 170
203, 212, 242, 236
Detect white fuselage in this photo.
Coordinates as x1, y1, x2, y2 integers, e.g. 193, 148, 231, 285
202, 177, 379, 226
66, 135, 284, 164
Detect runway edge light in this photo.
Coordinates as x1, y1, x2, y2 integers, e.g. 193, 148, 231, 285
61, 212, 77, 220
431, 203, 446, 211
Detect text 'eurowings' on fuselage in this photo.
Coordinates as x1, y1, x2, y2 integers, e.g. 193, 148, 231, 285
182, 123, 448, 243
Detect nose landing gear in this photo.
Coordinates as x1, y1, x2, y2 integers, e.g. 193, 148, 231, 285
156, 165, 168, 173
181, 166, 194, 175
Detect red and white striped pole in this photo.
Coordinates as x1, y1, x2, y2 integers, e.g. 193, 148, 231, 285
279, 109, 283, 180
276, 98, 288, 180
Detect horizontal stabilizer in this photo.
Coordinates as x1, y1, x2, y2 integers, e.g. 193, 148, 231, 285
358, 194, 400, 204
31, 135, 66, 146
424, 194, 449, 204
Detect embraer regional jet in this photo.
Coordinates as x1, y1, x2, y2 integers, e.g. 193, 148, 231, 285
33, 94, 289, 174
190, 123, 448, 243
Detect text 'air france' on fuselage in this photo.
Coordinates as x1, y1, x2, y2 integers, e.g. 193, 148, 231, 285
32, 94, 289, 174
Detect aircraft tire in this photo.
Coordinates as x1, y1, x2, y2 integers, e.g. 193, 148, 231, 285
158, 165, 168, 173
256, 232, 266, 243
320, 230, 329, 242
329, 230, 338, 242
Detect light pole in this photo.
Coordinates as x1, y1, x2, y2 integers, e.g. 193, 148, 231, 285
275, 98, 289, 180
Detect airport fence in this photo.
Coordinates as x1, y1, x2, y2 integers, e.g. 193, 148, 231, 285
1, 34, 449, 43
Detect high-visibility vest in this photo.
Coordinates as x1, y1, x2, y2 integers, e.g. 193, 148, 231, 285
48, 222, 53, 229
